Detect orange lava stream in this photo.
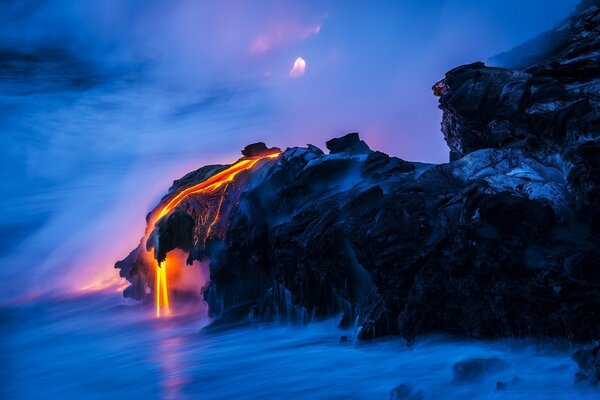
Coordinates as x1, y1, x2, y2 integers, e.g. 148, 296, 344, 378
155, 261, 170, 317
150, 151, 280, 317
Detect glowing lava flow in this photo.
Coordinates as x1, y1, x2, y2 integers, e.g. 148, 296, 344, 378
148, 151, 280, 317
155, 261, 169, 317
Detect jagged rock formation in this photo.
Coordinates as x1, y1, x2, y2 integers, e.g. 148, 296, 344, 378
116, 0, 600, 349
434, 0, 599, 163
573, 345, 600, 384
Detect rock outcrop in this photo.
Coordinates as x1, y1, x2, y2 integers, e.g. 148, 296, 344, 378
116, 1, 600, 347
573, 345, 600, 384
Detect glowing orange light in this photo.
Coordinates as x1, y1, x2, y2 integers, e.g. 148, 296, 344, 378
160, 263, 170, 313
156, 262, 160, 317
150, 151, 280, 317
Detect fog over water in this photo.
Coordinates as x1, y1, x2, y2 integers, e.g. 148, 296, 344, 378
0, 1, 592, 398
2, 292, 598, 399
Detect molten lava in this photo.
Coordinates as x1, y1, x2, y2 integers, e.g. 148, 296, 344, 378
155, 261, 170, 317
148, 151, 280, 317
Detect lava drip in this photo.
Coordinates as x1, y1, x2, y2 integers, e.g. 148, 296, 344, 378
155, 260, 170, 317
146, 151, 281, 317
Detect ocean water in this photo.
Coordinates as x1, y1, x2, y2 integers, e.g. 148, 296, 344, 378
1, 291, 597, 400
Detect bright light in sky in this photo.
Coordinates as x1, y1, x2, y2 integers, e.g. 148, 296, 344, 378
290, 57, 306, 78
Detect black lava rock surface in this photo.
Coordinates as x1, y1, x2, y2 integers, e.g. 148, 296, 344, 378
573, 345, 600, 384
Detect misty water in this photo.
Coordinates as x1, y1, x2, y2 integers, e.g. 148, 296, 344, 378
1, 291, 597, 400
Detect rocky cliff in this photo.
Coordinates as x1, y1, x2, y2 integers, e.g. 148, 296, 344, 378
116, 1, 600, 346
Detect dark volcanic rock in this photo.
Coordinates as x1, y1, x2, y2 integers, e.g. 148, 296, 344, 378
151, 210, 195, 263
573, 345, 600, 384
115, 241, 150, 301
241, 142, 281, 157
169, 164, 225, 194
434, 2, 600, 161
116, 1, 600, 345
493, 0, 600, 69
326, 132, 370, 154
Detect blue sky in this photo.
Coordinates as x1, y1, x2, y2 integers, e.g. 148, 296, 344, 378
0, 0, 580, 298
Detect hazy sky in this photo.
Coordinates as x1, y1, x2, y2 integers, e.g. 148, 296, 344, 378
0, 0, 580, 298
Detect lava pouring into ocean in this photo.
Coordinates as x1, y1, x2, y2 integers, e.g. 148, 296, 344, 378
146, 151, 281, 317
